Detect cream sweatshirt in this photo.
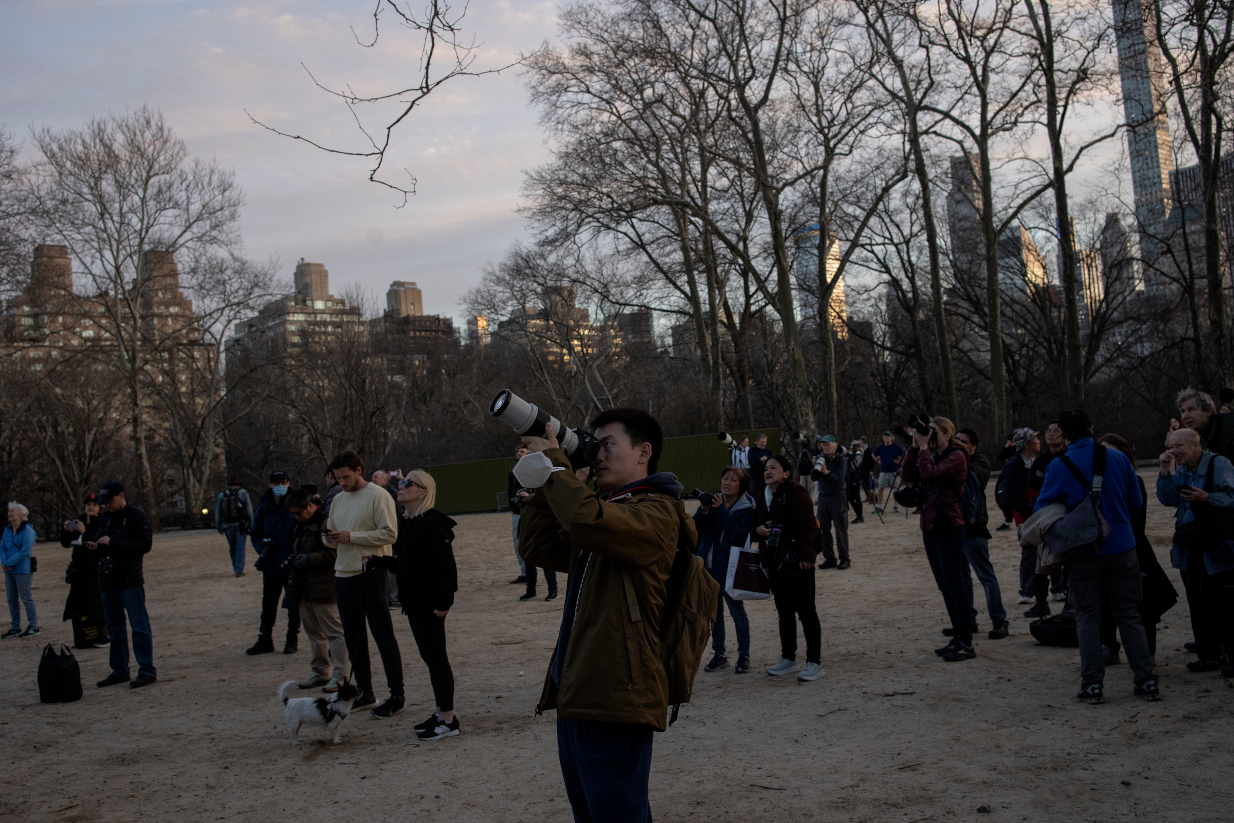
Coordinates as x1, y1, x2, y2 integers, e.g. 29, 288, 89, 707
324, 481, 398, 577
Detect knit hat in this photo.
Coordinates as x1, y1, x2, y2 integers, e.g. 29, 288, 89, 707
1013, 427, 1039, 451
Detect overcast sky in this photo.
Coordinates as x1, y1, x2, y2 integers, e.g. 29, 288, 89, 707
2, 0, 555, 321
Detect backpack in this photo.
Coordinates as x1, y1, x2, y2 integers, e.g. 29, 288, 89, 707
994, 469, 1011, 511
959, 469, 984, 526
622, 512, 720, 726
220, 489, 247, 524
38, 644, 83, 703
1043, 446, 1111, 562
1029, 612, 1079, 647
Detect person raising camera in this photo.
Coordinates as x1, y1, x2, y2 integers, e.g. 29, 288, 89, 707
901, 416, 974, 662
755, 454, 823, 681
694, 467, 756, 674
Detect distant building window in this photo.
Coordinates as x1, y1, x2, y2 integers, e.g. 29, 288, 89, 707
20, 317, 33, 325
314, 300, 324, 309
83, 329, 95, 338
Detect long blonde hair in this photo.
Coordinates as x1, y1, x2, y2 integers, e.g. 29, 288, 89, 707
403, 470, 436, 519
931, 416, 956, 443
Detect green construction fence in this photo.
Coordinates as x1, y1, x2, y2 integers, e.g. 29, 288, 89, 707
425, 429, 780, 515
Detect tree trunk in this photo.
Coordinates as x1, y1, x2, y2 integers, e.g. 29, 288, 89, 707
128, 379, 161, 531
978, 148, 1008, 434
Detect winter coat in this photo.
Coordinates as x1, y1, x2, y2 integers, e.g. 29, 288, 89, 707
1001, 454, 1036, 520
95, 505, 152, 591
1028, 447, 1065, 493
508, 470, 526, 514
1129, 475, 1178, 624
289, 507, 336, 604
902, 444, 969, 533
60, 514, 103, 619
1198, 412, 1234, 462
519, 448, 690, 732
692, 492, 755, 581
250, 490, 297, 579
752, 478, 820, 564
1155, 450, 1234, 574
368, 509, 459, 613
1, 522, 35, 574
811, 452, 847, 499
1037, 438, 1142, 557
966, 453, 992, 539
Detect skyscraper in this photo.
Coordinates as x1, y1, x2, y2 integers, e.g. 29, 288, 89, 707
793, 223, 847, 336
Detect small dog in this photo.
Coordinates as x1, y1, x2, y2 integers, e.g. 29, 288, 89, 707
278, 679, 361, 745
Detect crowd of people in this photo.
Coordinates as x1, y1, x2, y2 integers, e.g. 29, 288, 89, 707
5, 387, 1234, 823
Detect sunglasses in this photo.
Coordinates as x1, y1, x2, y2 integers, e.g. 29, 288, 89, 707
398, 477, 426, 491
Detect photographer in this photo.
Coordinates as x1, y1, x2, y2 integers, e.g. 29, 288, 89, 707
91, 481, 156, 688
694, 467, 755, 674
246, 471, 300, 656
901, 417, 975, 662
59, 495, 109, 648
731, 435, 750, 470
755, 454, 823, 681
811, 435, 850, 570
847, 440, 866, 524
285, 488, 347, 692
508, 445, 530, 585
747, 433, 773, 500
517, 409, 688, 822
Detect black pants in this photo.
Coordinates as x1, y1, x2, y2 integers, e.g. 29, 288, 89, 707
557, 719, 653, 823
770, 566, 821, 664
1183, 547, 1234, 663
259, 574, 300, 642
847, 485, 863, 519
407, 607, 455, 712
1100, 599, 1159, 656
922, 524, 972, 644
335, 572, 404, 697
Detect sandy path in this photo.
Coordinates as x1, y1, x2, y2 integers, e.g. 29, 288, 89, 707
1, 469, 1229, 822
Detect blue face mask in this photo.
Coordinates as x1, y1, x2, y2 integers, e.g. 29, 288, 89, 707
272, 484, 289, 498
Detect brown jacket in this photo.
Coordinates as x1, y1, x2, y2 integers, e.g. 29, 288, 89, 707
519, 448, 693, 732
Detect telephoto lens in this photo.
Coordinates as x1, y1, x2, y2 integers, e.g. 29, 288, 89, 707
489, 390, 600, 471
718, 432, 736, 447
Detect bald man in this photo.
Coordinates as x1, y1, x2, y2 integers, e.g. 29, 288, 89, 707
1156, 427, 1234, 677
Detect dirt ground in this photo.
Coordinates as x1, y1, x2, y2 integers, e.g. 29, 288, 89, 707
2, 469, 1231, 823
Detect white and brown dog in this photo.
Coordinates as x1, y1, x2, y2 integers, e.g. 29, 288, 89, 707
278, 679, 362, 744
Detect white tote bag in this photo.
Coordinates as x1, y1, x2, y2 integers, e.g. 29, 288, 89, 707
724, 536, 773, 601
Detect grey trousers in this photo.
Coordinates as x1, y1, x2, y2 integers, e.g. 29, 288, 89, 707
299, 601, 348, 679
1069, 550, 1155, 687
512, 513, 526, 575
817, 495, 849, 562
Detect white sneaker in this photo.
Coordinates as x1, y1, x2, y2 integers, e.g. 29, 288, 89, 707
797, 662, 825, 681
1053, 591, 1068, 602
1017, 595, 1033, 605
893, 506, 900, 512
765, 658, 799, 676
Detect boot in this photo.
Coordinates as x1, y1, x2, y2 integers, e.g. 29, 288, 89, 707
1023, 599, 1051, 619
283, 630, 298, 655
246, 635, 275, 655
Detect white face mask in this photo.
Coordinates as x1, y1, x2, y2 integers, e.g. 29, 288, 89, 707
513, 452, 565, 489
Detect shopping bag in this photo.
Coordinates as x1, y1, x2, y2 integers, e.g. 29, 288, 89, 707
724, 536, 772, 601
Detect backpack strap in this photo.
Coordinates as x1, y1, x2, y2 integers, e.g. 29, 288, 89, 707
1204, 454, 1217, 493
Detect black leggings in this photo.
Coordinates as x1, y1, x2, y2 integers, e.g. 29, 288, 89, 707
770, 566, 821, 664
847, 486, 863, 519
259, 573, 300, 642
407, 607, 455, 712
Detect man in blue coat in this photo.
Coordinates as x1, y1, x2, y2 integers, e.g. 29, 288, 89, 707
247, 470, 300, 655
1035, 410, 1158, 704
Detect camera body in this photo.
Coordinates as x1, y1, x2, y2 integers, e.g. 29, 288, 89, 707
905, 413, 932, 436
490, 390, 601, 471
764, 523, 783, 549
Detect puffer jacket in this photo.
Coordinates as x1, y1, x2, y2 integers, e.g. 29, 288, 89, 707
250, 490, 297, 578
368, 509, 458, 613
95, 504, 152, 591
289, 507, 336, 604
902, 444, 968, 532
752, 478, 820, 564
692, 492, 755, 580
519, 448, 691, 732
1, 522, 36, 574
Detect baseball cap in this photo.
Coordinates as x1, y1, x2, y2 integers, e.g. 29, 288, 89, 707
882, 430, 893, 436
98, 481, 125, 505
83, 493, 99, 505
269, 470, 290, 483
814, 434, 824, 442
821, 435, 837, 443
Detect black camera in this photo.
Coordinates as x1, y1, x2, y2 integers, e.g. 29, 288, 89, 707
905, 413, 932, 437
490, 390, 601, 472
691, 488, 718, 504
764, 523, 783, 549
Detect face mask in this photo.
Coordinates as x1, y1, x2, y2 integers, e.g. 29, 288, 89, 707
272, 485, 289, 498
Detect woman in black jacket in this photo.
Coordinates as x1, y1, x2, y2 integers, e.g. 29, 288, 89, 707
59, 494, 109, 649
366, 470, 461, 740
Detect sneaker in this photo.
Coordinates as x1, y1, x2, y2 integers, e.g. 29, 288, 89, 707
797, 662, 825, 681
765, 658, 799, 676
545, 592, 558, 601
1024, 601, 1051, 619
509, 576, 526, 585
837, 559, 851, 570
734, 656, 750, 674
97, 673, 130, 688
1077, 683, 1104, 704
416, 715, 461, 740
371, 695, 405, 718
1016, 594, 1033, 605
704, 653, 729, 672
352, 691, 377, 710
130, 673, 157, 689
92, 641, 111, 649
819, 558, 838, 569
1134, 678, 1161, 701
851, 517, 864, 524
1102, 644, 1122, 666
1187, 659, 1222, 673
18, 626, 40, 638
282, 642, 298, 655
943, 642, 975, 662
1052, 591, 1069, 602
245, 636, 275, 655
988, 622, 1009, 640
299, 671, 330, 689
1184, 641, 1198, 654
935, 639, 960, 656
234, 571, 245, 577
894, 506, 901, 513
519, 592, 537, 601
414, 712, 443, 733
322, 677, 342, 694
1, 629, 20, 639
996, 522, 1012, 532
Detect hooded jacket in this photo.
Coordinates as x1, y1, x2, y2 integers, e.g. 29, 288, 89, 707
1036, 438, 1141, 557
1155, 449, 1234, 574
692, 492, 755, 581
289, 507, 336, 604
902, 444, 968, 533
95, 504, 152, 591
368, 509, 459, 613
752, 478, 820, 564
1, 522, 35, 574
519, 448, 690, 732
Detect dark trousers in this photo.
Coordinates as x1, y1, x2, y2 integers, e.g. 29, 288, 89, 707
526, 564, 558, 597
1070, 550, 1155, 686
1100, 600, 1159, 656
407, 607, 455, 712
847, 485, 863, 519
922, 524, 972, 644
770, 566, 821, 663
557, 718, 653, 823
100, 586, 155, 679
817, 495, 849, 562
1183, 547, 1234, 663
1018, 545, 1050, 600
334, 572, 404, 697
259, 574, 300, 643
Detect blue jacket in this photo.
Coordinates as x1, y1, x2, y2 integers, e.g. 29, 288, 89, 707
1, 522, 35, 574
692, 492, 755, 581
1154, 451, 1234, 574
1035, 438, 1142, 556
250, 490, 297, 578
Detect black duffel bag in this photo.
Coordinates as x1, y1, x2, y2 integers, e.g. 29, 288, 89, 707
1029, 613, 1079, 647
38, 644, 83, 703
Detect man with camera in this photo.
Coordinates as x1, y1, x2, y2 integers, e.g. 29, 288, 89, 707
747, 433, 773, 500
517, 409, 688, 823
811, 435, 850, 570
91, 481, 157, 689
